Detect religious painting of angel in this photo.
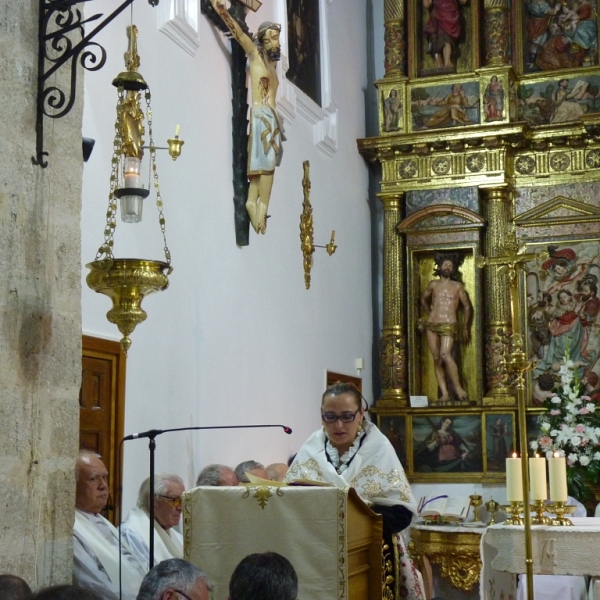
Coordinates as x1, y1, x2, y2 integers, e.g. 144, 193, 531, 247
525, 241, 600, 404
522, 0, 598, 74
412, 413, 483, 474
484, 413, 514, 472
411, 82, 480, 131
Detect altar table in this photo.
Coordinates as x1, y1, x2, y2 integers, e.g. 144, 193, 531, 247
480, 517, 600, 600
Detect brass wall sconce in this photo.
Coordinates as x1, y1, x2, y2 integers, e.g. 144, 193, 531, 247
299, 160, 337, 290
86, 25, 180, 353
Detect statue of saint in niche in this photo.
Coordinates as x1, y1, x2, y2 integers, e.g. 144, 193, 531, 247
423, 0, 467, 70
419, 252, 472, 402
210, 0, 285, 235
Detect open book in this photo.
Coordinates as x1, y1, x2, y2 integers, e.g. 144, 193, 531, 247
244, 473, 333, 487
417, 494, 471, 520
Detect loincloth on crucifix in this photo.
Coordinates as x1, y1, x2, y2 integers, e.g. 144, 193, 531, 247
423, 320, 458, 337
247, 106, 285, 175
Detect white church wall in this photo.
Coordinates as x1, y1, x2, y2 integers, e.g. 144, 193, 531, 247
81, 0, 371, 513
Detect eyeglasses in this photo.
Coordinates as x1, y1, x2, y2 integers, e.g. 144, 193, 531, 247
158, 495, 183, 507
321, 408, 361, 423
173, 590, 193, 600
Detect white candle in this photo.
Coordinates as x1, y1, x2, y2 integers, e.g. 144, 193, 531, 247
506, 454, 523, 502
175, 123, 180, 138
549, 453, 568, 502
124, 173, 140, 188
529, 455, 547, 500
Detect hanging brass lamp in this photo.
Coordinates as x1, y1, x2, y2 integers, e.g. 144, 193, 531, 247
86, 25, 179, 353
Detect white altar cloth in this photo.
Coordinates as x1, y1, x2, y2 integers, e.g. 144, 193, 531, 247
481, 518, 600, 600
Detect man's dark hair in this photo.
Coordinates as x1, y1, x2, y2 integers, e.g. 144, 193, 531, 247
137, 559, 212, 600
229, 552, 298, 600
433, 252, 462, 281
0, 575, 32, 600
30, 586, 99, 600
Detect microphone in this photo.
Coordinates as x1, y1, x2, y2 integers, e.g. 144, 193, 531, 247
122, 423, 292, 442
122, 429, 163, 441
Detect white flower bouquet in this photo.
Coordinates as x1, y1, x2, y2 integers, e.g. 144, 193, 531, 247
532, 356, 600, 500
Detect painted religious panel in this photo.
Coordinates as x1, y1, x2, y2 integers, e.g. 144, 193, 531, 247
378, 415, 407, 467
287, 0, 321, 106
412, 413, 483, 476
524, 240, 600, 405
410, 81, 480, 131
411, 0, 480, 77
381, 87, 403, 133
520, 0, 598, 74
517, 76, 600, 126
406, 186, 480, 216
484, 412, 515, 472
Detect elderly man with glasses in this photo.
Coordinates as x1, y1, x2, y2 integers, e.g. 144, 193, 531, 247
73, 450, 147, 600
136, 558, 212, 600
121, 474, 186, 568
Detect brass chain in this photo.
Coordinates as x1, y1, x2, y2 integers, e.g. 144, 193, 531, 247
95, 88, 124, 261
145, 88, 172, 267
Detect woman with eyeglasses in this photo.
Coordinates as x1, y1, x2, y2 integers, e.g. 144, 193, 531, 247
121, 473, 185, 568
285, 382, 424, 600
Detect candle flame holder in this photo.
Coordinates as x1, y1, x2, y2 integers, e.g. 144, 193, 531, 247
502, 501, 523, 525
548, 501, 575, 526
531, 500, 552, 525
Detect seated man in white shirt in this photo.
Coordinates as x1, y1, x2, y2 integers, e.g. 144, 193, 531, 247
517, 496, 588, 600
121, 474, 185, 568
136, 558, 212, 600
73, 450, 147, 600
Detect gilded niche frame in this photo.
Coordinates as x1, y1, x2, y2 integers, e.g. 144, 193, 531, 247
407, 244, 483, 407
375, 409, 517, 482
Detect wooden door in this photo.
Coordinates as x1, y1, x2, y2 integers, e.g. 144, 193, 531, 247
80, 335, 126, 525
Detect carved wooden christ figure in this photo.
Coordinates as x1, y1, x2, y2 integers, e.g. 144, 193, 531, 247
419, 253, 472, 402
210, 0, 285, 235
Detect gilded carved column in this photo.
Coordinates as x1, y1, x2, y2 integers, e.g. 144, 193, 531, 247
378, 192, 408, 406
481, 186, 514, 402
483, 0, 510, 66
384, 0, 406, 76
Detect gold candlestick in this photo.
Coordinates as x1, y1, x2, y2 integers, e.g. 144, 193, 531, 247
531, 500, 551, 525
470, 494, 483, 522
549, 501, 575, 526
502, 501, 523, 525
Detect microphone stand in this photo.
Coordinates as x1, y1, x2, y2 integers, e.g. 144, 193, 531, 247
124, 423, 292, 569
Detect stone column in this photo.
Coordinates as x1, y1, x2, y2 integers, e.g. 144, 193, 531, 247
384, 0, 406, 76
481, 186, 514, 402
378, 192, 408, 407
483, 0, 511, 66
0, 0, 82, 585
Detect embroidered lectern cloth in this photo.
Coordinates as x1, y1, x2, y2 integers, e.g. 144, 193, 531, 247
183, 485, 349, 600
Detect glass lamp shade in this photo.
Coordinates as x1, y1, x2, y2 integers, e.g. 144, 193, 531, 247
114, 187, 150, 223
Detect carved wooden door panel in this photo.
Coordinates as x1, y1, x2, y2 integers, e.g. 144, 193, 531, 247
80, 335, 126, 525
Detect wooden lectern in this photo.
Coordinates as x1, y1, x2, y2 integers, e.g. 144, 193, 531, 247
183, 485, 384, 600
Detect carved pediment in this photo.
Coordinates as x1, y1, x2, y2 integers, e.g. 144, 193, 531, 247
515, 196, 600, 228
398, 204, 485, 234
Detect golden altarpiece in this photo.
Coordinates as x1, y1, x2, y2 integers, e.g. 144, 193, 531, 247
358, 0, 600, 484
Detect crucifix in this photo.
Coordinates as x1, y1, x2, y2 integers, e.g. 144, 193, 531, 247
476, 228, 548, 600
203, 0, 284, 245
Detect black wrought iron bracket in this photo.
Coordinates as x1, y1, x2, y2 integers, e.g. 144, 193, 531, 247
33, 0, 159, 168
